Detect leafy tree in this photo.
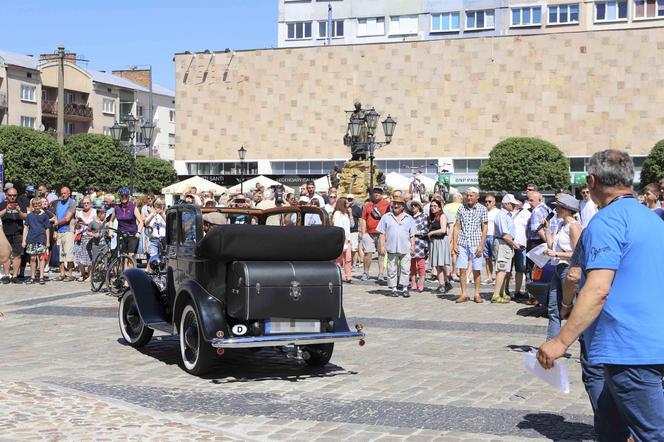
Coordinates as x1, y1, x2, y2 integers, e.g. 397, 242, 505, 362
478, 137, 570, 191
134, 157, 178, 194
0, 126, 73, 190
640, 140, 664, 187
64, 133, 131, 192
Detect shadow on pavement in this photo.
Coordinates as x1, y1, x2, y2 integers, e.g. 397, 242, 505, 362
517, 412, 595, 441
517, 305, 547, 317
118, 336, 358, 382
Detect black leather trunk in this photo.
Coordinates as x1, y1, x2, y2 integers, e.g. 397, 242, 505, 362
227, 261, 342, 321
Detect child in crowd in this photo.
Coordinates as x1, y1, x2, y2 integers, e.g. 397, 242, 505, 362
22, 198, 54, 284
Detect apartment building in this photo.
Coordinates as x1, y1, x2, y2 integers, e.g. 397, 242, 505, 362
0, 49, 175, 161
0, 50, 42, 129
279, 0, 664, 47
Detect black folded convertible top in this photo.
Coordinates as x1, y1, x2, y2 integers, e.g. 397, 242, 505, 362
197, 224, 344, 262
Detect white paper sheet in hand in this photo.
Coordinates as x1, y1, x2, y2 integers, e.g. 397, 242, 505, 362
526, 243, 551, 269
524, 351, 570, 394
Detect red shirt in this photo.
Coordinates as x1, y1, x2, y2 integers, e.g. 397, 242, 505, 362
361, 199, 390, 234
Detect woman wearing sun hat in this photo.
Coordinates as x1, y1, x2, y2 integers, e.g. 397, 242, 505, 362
543, 193, 582, 340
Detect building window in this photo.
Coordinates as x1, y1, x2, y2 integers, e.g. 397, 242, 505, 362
548, 3, 580, 24
286, 21, 313, 40
357, 17, 385, 36
20, 116, 36, 129
103, 127, 111, 136
318, 19, 344, 38
389, 15, 419, 35
168, 133, 175, 149
65, 92, 76, 104
511, 6, 542, 26
42, 90, 48, 101
137, 105, 144, 117
169, 110, 175, 123
65, 122, 75, 135
20, 85, 36, 102
634, 0, 664, 18
595, 1, 628, 21
465, 10, 495, 30
431, 12, 461, 32
102, 99, 115, 115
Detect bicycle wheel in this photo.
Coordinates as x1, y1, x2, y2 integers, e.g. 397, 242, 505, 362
106, 254, 137, 297
90, 252, 110, 292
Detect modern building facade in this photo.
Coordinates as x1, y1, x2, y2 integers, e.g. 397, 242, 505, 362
174, 26, 664, 188
0, 49, 175, 161
279, 0, 664, 48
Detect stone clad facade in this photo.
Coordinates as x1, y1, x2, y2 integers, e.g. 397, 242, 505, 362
174, 27, 664, 165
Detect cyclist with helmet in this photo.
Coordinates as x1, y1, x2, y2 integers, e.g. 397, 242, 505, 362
109, 188, 143, 257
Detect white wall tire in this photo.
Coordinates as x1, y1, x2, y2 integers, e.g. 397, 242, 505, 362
119, 292, 153, 348
179, 303, 214, 375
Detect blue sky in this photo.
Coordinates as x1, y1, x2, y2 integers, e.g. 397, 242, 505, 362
0, 0, 277, 90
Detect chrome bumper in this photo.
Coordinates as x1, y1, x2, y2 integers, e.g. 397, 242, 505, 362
210, 331, 365, 349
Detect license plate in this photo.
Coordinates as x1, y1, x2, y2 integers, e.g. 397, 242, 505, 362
265, 318, 321, 334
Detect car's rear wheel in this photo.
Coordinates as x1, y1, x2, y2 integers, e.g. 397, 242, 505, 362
179, 303, 215, 375
303, 343, 334, 367
119, 291, 153, 348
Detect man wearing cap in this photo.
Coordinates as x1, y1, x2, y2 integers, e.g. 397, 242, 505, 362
452, 187, 488, 303
491, 194, 518, 303
377, 196, 416, 297
202, 212, 227, 234
18, 185, 35, 209
360, 187, 390, 282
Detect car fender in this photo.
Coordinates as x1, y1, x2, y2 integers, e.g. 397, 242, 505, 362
124, 268, 168, 327
173, 280, 227, 342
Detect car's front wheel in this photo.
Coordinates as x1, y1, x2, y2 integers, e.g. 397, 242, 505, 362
179, 303, 215, 375
119, 292, 153, 348
303, 343, 334, 367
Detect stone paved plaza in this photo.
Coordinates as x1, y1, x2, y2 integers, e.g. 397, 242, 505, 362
0, 270, 596, 441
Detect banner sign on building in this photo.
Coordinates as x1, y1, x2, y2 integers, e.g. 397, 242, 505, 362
451, 173, 479, 186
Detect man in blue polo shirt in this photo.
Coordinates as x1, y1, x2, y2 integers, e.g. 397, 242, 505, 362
538, 149, 664, 441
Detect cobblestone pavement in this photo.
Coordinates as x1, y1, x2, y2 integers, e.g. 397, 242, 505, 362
0, 269, 596, 441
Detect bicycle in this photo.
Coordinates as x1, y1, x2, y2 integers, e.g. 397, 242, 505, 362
431, 163, 452, 202
402, 165, 427, 200
90, 228, 137, 295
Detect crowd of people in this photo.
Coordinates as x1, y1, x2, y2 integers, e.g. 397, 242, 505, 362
1, 150, 663, 437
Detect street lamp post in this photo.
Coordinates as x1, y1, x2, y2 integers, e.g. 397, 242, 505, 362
348, 108, 396, 201
238, 145, 247, 194
110, 115, 138, 194
141, 121, 155, 159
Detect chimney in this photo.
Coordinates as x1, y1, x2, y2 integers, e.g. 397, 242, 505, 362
112, 69, 151, 88
40, 52, 77, 64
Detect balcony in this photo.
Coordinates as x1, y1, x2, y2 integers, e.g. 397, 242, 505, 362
0, 92, 6, 110
42, 99, 93, 122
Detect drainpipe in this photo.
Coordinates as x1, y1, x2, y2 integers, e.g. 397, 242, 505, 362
328, 3, 333, 46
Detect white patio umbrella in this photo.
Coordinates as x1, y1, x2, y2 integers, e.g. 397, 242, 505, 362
227, 175, 294, 194
385, 172, 412, 191
161, 176, 228, 196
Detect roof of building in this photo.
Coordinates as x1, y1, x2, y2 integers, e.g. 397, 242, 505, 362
0, 48, 174, 97
88, 69, 173, 97
0, 49, 40, 70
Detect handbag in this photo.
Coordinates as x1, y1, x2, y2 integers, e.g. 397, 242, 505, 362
75, 232, 83, 242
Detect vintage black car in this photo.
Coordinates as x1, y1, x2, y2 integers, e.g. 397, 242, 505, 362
118, 204, 365, 375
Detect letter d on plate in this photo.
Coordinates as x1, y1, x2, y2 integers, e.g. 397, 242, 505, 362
232, 324, 248, 336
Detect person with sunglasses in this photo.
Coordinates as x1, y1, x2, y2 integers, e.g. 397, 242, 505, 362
0, 187, 28, 283
578, 183, 597, 228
